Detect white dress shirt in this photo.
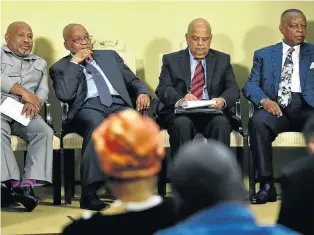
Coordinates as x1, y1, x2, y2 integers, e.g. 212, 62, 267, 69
71, 59, 120, 100
282, 41, 301, 93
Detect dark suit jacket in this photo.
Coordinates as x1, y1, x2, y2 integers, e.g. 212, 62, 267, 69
154, 48, 239, 128
277, 155, 314, 235
49, 50, 151, 123
243, 42, 314, 107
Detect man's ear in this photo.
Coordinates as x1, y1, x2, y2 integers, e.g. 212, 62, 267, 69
4, 33, 10, 44
64, 41, 69, 51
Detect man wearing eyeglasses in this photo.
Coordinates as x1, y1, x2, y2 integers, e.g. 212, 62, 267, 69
155, 18, 239, 157
49, 24, 151, 211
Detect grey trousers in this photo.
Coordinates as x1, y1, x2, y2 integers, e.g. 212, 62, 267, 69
1, 115, 54, 184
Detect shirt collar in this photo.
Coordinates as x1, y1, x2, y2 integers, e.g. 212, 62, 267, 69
110, 195, 163, 212
188, 48, 206, 65
282, 41, 300, 54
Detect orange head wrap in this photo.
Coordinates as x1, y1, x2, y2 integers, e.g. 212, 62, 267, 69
92, 109, 165, 179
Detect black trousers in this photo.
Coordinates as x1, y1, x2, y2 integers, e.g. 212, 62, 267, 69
71, 96, 129, 194
167, 113, 231, 157
249, 93, 314, 178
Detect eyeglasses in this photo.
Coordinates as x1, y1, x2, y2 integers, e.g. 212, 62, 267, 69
70, 35, 93, 44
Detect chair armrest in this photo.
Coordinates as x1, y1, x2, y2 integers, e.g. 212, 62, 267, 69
248, 101, 255, 118
61, 102, 69, 122
44, 101, 53, 128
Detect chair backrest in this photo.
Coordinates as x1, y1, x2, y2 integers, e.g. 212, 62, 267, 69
93, 40, 136, 74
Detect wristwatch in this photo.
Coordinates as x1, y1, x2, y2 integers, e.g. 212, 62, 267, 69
260, 98, 270, 106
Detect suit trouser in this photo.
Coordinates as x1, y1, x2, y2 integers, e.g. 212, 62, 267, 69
167, 113, 231, 157
249, 93, 314, 178
71, 97, 129, 192
1, 115, 54, 184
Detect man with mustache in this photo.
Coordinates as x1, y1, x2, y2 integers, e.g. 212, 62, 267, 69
155, 18, 239, 157
243, 9, 314, 204
49, 24, 151, 211
1, 21, 53, 211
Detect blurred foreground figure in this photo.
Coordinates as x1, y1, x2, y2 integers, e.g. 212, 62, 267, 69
63, 109, 175, 235
277, 115, 314, 235
156, 140, 299, 235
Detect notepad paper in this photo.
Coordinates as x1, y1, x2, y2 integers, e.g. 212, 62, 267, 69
181, 100, 216, 109
0, 97, 31, 126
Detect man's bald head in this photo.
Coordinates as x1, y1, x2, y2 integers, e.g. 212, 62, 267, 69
185, 18, 212, 59
63, 23, 92, 53
187, 18, 212, 35
5, 21, 33, 57
171, 140, 245, 219
279, 9, 307, 47
63, 23, 84, 40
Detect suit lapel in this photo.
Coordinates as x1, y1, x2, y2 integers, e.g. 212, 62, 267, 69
300, 43, 311, 92
205, 50, 216, 94
272, 43, 283, 94
180, 49, 192, 90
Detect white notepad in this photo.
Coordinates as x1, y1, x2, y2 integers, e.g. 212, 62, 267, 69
0, 97, 31, 126
181, 100, 216, 109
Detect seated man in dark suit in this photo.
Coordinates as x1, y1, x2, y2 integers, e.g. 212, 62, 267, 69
49, 24, 151, 211
277, 115, 314, 235
155, 18, 239, 156
243, 9, 314, 204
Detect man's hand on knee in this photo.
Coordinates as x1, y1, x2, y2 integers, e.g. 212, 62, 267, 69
21, 103, 38, 119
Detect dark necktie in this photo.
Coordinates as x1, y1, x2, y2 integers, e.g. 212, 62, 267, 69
190, 60, 205, 100
85, 61, 113, 106
277, 47, 294, 108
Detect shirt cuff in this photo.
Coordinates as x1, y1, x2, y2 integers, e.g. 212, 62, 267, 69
175, 99, 183, 108
222, 98, 227, 109
70, 60, 78, 65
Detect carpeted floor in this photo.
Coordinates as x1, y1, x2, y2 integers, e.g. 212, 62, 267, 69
1, 185, 281, 235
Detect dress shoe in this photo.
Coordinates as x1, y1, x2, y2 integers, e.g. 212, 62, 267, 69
1, 186, 15, 207
251, 183, 277, 204
80, 193, 110, 211
12, 186, 40, 212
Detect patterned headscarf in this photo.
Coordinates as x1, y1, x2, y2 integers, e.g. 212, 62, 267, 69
92, 109, 165, 179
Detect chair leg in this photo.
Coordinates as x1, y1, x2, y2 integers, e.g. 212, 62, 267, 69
53, 150, 61, 205
64, 149, 75, 204
158, 157, 167, 197
236, 147, 244, 176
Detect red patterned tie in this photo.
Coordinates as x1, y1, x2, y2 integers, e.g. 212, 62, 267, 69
190, 61, 205, 100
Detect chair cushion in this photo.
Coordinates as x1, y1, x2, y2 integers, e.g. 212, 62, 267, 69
160, 130, 243, 148
62, 133, 83, 149
272, 132, 306, 147
11, 135, 61, 151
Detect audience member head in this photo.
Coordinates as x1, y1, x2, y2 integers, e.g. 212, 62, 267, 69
5, 21, 33, 57
170, 140, 245, 220
63, 23, 93, 54
92, 109, 165, 202
185, 18, 212, 59
303, 114, 314, 154
279, 9, 307, 47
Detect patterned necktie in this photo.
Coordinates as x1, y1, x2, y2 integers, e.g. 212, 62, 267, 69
85, 62, 113, 106
277, 47, 294, 108
190, 60, 205, 100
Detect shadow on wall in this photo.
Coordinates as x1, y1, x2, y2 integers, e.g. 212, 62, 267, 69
140, 37, 172, 98
34, 37, 62, 131
307, 21, 314, 43
239, 26, 278, 132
